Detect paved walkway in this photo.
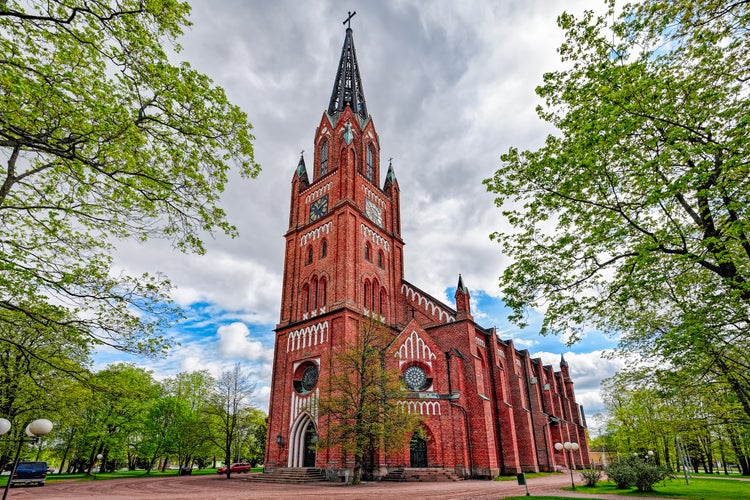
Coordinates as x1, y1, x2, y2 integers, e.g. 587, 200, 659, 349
3, 471, 687, 500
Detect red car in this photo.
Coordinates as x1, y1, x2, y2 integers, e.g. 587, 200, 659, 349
217, 462, 252, 474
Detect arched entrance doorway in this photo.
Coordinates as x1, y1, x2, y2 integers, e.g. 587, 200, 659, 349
410, 434, 428, 467
288, 413, 317, 467
303, 425, 317, 467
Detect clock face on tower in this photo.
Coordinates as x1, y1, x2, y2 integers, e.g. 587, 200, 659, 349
365, 197, 382, 227
309, 195, 329, 223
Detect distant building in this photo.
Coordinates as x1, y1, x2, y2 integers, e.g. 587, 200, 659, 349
264, 21, 589, 479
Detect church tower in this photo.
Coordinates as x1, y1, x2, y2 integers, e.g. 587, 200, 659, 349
266, 19, 404, 470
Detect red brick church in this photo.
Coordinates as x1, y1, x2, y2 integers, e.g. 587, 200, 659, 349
264, 20, 589, 479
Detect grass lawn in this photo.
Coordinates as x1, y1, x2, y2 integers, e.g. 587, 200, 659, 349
564, 476, 749, 500
505, 497, 605, 500
0, 467, 224, 487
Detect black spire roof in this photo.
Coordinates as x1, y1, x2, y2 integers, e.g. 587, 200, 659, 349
327, 25, 368, 121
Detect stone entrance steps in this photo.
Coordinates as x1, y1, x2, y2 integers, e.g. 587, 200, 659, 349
382, 467, 463, 482
245, 467, 326, 483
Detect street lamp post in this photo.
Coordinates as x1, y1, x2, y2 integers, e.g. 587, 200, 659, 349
94, 454, 103, 479
554, 441, 579, 490
0, 418, 54, 500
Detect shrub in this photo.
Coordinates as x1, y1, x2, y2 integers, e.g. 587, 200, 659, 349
580, 468, 602, 487
606, 456, 638, 489
631, 460, 670, 492
606, 455, 671, 492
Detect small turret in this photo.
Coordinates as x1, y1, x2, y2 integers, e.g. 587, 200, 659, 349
294, 153, 309, 191
383, 158, 397, 193
454, 274, 472, 320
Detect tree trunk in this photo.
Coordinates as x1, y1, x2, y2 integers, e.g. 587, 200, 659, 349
352, 456, 363, 485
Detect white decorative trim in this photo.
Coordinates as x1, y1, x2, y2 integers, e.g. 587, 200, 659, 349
361, 224, 390, 252
287, 321, 329, 352
363, 308, 385, 322
401, 283, 456, 323
395, 330, 436, 367
302, 306, 327, 321
304, 182, 333, 203
398, 400, 441, 416
497, 349, 505, 358
475, 337, 486, 348
290, 388, 319, 428
300, 221, 332, 246
363, 186, 386, 207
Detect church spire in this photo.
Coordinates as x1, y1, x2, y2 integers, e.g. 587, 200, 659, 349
327, 12, 368, 121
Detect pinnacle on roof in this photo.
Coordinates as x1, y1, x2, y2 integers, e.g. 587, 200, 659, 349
295, 152, 309, 185
327, 13, 368, 121
457, 274, 468, 293
384, 158, 397, 188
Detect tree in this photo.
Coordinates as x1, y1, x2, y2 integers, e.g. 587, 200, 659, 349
0, 0, 259, 364
233, 408, 266, 466
75, 364, 160, 474
207, 363, 255, 478
0, 311, 91, 472
140, 396, 192, 473
483, 0, 750, 420
163, 370, 217, 468
602, 368, 750, 475
317, 318, 420, 485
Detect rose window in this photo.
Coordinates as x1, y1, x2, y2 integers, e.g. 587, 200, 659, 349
404, 365, 429, 391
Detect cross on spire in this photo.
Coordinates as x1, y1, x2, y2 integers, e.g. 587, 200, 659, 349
343, 11, 356, 29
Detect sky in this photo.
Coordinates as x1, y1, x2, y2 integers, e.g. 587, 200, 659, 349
97, 0, 624, 435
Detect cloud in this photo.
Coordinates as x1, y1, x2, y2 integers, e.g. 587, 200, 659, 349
531, 350, 626, 435
216, 322, 274, 362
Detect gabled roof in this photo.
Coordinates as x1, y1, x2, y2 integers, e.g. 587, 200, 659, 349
327, 27, 368, 121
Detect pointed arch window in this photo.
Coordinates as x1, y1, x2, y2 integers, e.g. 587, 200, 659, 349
372, 279, 379, 313
364, 243, 371, 262
377, 250, 383, 268
311, 276, 319, 309
363, 279, 371, 309
379, 288, 387, 318
320, 140, 329, 176
302, 284, 310, 312
321, 240, 328, 259
366, 143, 374, 181
319, 278, 327, 307
306, 246, 313, 265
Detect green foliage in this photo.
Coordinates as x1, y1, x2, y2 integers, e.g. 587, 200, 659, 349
606, 456, 638, 489
0, 0, 259, 364
484, 0, 750, 424
580, 468, 602, 487
575, 476, 749, 500
601, 370, 750, 476
2, 363, 265, 475
606, 454, 670, 492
